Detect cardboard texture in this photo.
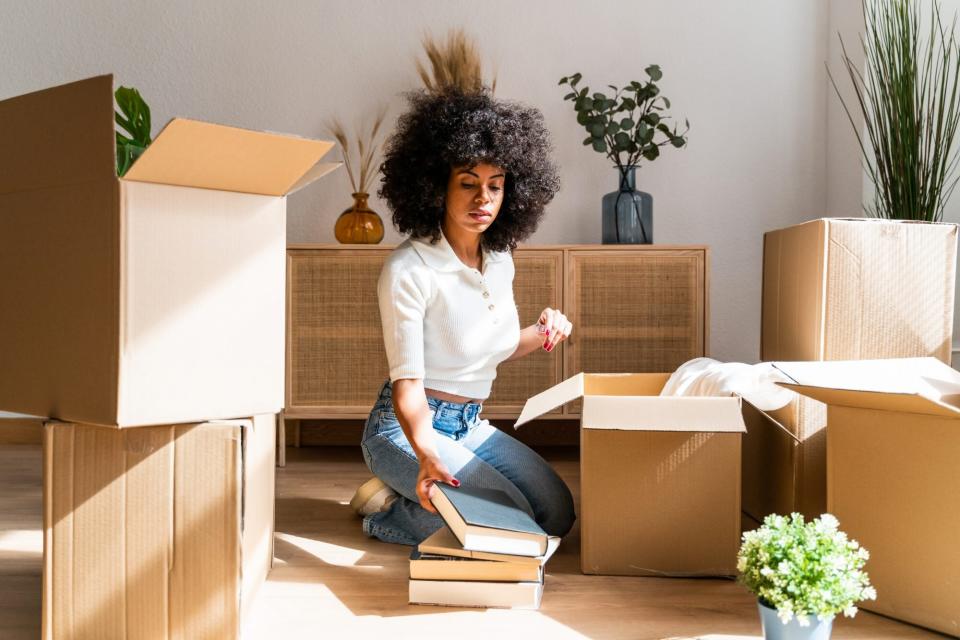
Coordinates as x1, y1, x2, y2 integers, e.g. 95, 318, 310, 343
753, 218, 957, 518
517, 373, 745, 577
740, 401, 825, 522
0, 75, 339, 427
42, 414, 276, 640
776, 358, 960, 637
0, 416, 44, 444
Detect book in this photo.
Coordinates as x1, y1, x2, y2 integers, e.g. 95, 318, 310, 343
409, 549, 543, 582
417, 526, 561, 567
408, 578, 543, 609
429, 484, 548, 557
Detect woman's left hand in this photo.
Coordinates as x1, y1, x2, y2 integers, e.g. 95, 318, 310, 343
537, 308, 573, 353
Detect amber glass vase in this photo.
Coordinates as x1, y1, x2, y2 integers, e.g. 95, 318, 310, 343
334, 192, 384, 244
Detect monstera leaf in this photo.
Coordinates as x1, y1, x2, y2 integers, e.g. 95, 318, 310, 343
115, 86, 152, 176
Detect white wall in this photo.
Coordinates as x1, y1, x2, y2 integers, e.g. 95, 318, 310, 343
825, 0, 867, 218
1, 0, 842, 363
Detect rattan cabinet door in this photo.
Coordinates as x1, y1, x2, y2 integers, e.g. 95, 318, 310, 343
564, 249, 707, 414
286, 249, 391, 416
484, 250, 564, 417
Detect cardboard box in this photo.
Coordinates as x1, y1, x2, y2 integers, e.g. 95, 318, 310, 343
741, 398, 826, 521
43, 413, 276, 639
0, 75, 339, 427
774, 358, 960, 637
752, 218, 958, 518
761, 218, 957, 363
516, 373, 746, 577
0, 412, 44, 444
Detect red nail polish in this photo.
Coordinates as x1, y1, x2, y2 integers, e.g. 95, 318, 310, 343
452, 479, 461, 487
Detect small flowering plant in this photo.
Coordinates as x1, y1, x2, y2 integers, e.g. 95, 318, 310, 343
738, 513, 877, 627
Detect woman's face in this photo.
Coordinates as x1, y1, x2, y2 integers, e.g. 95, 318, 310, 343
443, 162, 506, 236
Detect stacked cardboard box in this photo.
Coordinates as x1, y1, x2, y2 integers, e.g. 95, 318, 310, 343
0, 75, 338, 428
43, 415, 275, 638
747, 218, 958, 520
517, 372, 746, 577
0, 75, 339, 638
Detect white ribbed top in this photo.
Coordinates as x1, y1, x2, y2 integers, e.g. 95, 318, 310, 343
377, 230, 521, 400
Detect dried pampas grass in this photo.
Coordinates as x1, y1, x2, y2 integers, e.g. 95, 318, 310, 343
416, 28, 496, 95
326, 104, 388, 194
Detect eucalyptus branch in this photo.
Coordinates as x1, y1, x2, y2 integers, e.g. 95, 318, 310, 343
560, 68, 688, 171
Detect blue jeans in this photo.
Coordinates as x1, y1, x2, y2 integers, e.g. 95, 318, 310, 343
360, 380, 576, 546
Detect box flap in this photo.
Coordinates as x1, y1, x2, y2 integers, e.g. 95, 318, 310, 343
0, 74, 115, 195
515, 373, 585, 427
286, 161, 342, 195
123, 118, 336, 196
582, 372, 670, 395
774, 358, 960, 418
581, 395, 746, 432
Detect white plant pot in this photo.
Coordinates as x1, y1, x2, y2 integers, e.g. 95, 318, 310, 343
758, 600, 833, 640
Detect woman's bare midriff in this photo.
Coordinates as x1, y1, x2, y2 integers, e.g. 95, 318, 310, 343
424, 387, 480, 404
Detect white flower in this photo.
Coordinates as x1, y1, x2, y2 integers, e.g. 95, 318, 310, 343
760, 566, 774, 577
796, 614, 810, 627
863, 586, 877, 600
777, 561, 792, 574
778, 608, 794, 624
819, 513, 839, 530
844, 605, 859, 618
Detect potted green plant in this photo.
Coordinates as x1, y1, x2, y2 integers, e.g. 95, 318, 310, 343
738, 513, 876, 640
829, 0, 960, 221
559, 69, 688, 244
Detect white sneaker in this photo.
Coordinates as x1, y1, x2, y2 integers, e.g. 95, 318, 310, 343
350, 477, 398, 516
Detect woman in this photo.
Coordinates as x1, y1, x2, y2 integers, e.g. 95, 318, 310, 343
350, 87, 576, 546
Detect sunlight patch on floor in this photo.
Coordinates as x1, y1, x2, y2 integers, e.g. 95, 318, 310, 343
664, 635, 762, 640
274, 532, 377, 567
0, 529, 41, 555
353, 609, 593, 638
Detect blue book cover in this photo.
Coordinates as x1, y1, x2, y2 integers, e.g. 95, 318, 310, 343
434, 484, 546, 537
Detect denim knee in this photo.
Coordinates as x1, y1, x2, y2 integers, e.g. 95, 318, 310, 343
539, 482, 577, 537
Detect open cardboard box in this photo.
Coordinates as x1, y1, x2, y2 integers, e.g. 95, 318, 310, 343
0, 75, 339, 428
516, 372, 746, 577
774, 357, 960, 637
43, 414, 276, 639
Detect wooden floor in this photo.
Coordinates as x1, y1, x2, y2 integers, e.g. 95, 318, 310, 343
0, 444, 946, 639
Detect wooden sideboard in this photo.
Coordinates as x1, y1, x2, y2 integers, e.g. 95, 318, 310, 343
284, 244, 709, 445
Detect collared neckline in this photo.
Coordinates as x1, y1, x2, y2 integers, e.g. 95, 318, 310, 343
410, 229, 508, 274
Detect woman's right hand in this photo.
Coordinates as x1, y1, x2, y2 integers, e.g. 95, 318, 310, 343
416, 454, 459, 513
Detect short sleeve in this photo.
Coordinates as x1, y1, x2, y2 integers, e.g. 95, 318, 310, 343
377, 259, 429, 381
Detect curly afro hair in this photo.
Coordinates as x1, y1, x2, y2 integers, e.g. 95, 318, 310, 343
378, 89, 560, 252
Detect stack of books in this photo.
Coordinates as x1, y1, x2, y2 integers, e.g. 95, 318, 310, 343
408, 484, 560, 609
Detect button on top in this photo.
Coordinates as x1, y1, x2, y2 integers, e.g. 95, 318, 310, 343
488, 304, 495, 311
482, 291, 490, 298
